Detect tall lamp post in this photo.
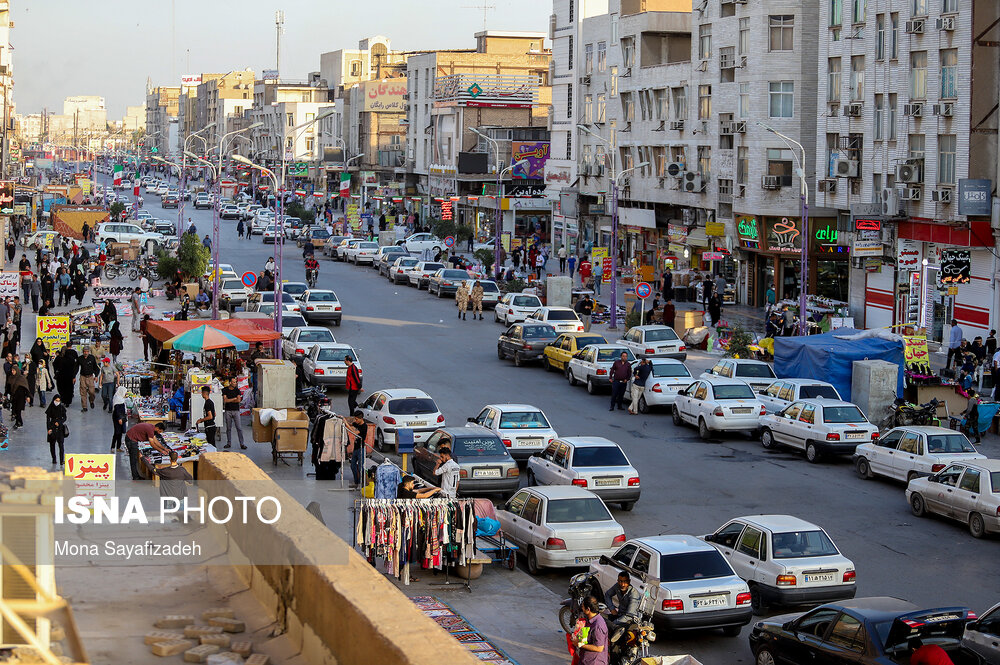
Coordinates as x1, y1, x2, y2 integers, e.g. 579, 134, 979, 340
758, 122, 809, 335
180, 123, 216, 236
609, 162, 649, 330
469, 128, 503, 280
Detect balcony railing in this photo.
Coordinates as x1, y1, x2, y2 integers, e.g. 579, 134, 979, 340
433, 74, 541, 108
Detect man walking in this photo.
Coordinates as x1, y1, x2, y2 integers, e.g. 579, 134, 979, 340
130, 287, 142, 332
630, 357, 652, 414
576, 597, 609, 665
947, 319, 963, 370
455, 281, 470, 321
344, 355, 363, 415
76, 346, 99, 411
660, 267, 673, 300
575, 294, 594, 332
470, 280, 485, 321
557, 246, 567, 273
592, 260, 603, 296
568, 253, 577, 280
609, 351, 631, 412
222, 377, 247, 450
195, 385, 218, 447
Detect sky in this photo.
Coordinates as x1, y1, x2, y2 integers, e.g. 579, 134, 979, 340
12, 0, 551, 119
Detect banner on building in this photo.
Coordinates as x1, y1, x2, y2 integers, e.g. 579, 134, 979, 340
852, 229, 883, 257
346, 204, 360, 232
36, 316, 71, 350
287, 162, 309, 177
705, 222, 725, 237
957, 179, 992, 217
766, 217, 802, 253
938, 249, 971, 285
511, 142, 550, 179
180, 74, 203, 86
0, 272, 19, 298
362, 171, 378, 186
360, 79, 407, 113
896, 239, 922, 271
903, 335, 930, 367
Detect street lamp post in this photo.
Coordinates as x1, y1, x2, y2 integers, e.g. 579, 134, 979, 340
611, 163, 649, 330
185, 151, 222, 318
180, 123, 216, 236
758, 122, 809, 335
469, 128, 503, 280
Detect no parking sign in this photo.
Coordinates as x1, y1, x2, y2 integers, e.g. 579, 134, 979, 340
635, 282, 652, 299
242, 272, 258, 288
444, 236, 455, 248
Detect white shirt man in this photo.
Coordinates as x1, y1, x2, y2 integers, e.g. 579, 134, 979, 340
433, 449, 461, 498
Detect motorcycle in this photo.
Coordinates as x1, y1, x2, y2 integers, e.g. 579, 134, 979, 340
296, 385, 330, 421
559, 571, 598, 633
882, 397, 941, 429
306, 268, 318, 289
560, 573, 658, 665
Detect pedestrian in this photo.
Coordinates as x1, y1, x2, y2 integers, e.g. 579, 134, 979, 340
110, 386, 127, 452
41, 271, 54, 305
765, 283, 777, 313
28, 275, 40, 312
660, 267, 673, 300
76, 346, 99, 411
344, 414, 374, 488
662, 299, 676, 329
45, 395, 67, 467
31, 359, 52, 407
987, 329, 997, 358
264, 257, 275, 275
237, 220, 245, 238
715, 273, 727, 302
155, 450, 193, 509
781, 305, 795, 337
511, 248, 521, 270
557, 245, 567, 272
139, 274, 150, 294
130, 287, 142, 332
7, 365, 30, 428
568, 253, 577, 279
124, 421, 169, 480
701, 276, 713, 310
534, 250, 545, 280
195, 385, 218, 446
576, 596, 609, 665
202, 235, 211, 250
470, 280, 485, 321
609, 351, 631, 412
630, 357, 652, 415
72, 270, 87, 305
344, 355, 363, 414
99, 295, 118, 330
433, 447, 461, 497
575, 294, 595, 332
396, 474, 441, 499
5, 237, 15, 264
99, 357, 118, 411
592, 260, 603, 296
455, 282, 470, 321
53, 344, 78, 405
708, 292, 722, 327
964, 389, 981, 444
946, 319, 963, 369
222, 377, 247, 450
108, 319, 124, 361
38, 298, 52, 317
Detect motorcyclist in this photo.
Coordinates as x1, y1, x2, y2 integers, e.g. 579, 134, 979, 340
604, 572, 642, 645
302, 239, 316, 259
304, 255, 320, 286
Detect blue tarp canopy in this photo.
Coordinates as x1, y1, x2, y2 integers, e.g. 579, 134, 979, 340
773, 329, 905, 402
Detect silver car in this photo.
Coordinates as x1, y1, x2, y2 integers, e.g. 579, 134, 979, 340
407, 261, 445, 289
299, 289, 342, 325
302, 343, 359, 387
387, 256, 420, 284
906, 459, 1000, 538
526, 436, 640, 510
458, 279, 500, 309
963, 601, 1000, 663
757, 378, 842, 414
566, 344, 636, 394
627, 359, 693, 412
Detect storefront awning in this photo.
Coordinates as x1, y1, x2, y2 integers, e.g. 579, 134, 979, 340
145, 319, 282, 344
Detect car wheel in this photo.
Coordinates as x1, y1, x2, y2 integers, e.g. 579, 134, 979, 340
526, 547, 541, 575
514, 352, 524, 368
721, 625, 742, 637
638, 395, 649, 414
498, 346, 506, 360
698, 418, 711, 441
755, 646, 776, 665
376, 430, 386, 453
805, 442, 821, 463
672, 405, 682, 427
542, 356, 551, 372
856, 458, 872, 480
910, 493, 926, 517
760, 428, 775, 450
586, 377, 596, 395
620, 501, 636, 512
749, 584, 766, 615
566, 366, 577, 386
969, 512, 987, 538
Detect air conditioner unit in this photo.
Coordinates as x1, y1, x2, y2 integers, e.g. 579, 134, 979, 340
666, 162, 685, 178
896, 163, 922, 184
900, 187, 922, 201
933, 102, 954, 117
819, 179, 838, 193
761, 175, 781, 190
844, 103, 863, 117
669, 120, 685, 131
720, 121, 736, 135
684, 173, 705, 192
835, 158, 859, 178
936, 16, 955, 31
905, 18, 925, 34
882, 188, 900, 216
932, 188, 953, 203
903, 102, 924, 117
579, 74, 591, 85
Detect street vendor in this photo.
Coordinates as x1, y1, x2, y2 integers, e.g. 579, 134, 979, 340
125, 421, 169, 481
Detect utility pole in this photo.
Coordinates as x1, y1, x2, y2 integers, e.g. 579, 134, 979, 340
275, 10, 285, 77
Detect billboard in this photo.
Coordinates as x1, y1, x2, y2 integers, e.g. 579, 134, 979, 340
360, 80, 406, 113
958, 179, 992, 217
511, 142, 550, 179
180, 74, 203, 86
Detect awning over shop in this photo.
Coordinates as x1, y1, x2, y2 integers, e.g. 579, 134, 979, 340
145, 318, 281, 344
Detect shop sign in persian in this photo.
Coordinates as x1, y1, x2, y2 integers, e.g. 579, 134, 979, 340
511, 142, 550, 179
0, 271, 19, 298
36, 316, 71, 350
667, 224, 687, 243
957, 179, 992, 217
705, 222, 725, 237
360, 79, 407, 113
903, 335, 930, 367
938, 249, 970, 285
766, 218, 801, 253
896, 239, 922, 271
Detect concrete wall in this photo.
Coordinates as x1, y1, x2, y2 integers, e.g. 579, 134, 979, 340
197, 453, 480, 665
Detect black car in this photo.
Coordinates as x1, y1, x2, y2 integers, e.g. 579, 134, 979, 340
412, 426, 519, 497
498, 323, 558, 367
749, 597, 982, 665
161, 195, 179, 209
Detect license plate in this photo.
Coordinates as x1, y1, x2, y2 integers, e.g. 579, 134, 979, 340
318, 306, 331, 310
472, 468, 501, 479
845, 432, 865, 440
658, 347, 674, 353
594, 478, 621, 487
692, 595, 727, 608
328, 368, 345, 374
515, 439, 542, 447
575, 556, 599, 564
731, 407, 753, 414
804, 573, 835, 583
410, 421, 427, 427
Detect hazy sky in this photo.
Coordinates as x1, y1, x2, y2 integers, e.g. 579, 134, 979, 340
12, 0, 550, 119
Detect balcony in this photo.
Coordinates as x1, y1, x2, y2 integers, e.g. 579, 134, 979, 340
377, 150, 405, 168
433, 74, 541, 109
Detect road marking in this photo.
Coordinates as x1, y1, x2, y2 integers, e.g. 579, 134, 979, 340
342, 314, 445, 328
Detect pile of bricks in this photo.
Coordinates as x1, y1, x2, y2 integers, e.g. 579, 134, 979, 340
146, 609, 268, 664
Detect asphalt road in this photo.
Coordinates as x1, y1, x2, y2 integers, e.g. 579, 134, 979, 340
128, 178, 999, 664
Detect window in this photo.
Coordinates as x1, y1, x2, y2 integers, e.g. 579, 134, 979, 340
850, 56, 865, 101
737, 146, 748, 185
874, 95, 884, 140
736, 526, 764, 559
828, 58, 842, 102
583, 94, 593, 124
912, 0, 926, 15
697, 146, 711, 177
672, 87, 687, 120
568, 0, 574, 21
960, 469, 982, 493
611, 14, 619, 44
898, 433, 921, 454
830, 0, 842, 26
613, 544, 637, 567
938, 134, 956, 184
698, 85, 712, 120
942, 0, 958, 11
566, 131, 572, 160
739, 82, 750, 119
286, 112, 294, 127
713, 522, 746, 549
909, 133, 925, 159
568, 35, 574, 69
767, 148, 794, 185
699, 25, 712, 60
738, 18, 750, 55
621, 37, 635, 67
305, 138, 314, 152
609, 66, 618, 97
910, 51, 927, 99
799, 404, 816, 424
596, 93, 606, 122
941, 49, 958, 99
567, 85, 573, 119
597, 42, 607, 71
890, 13, 899, 59
655, 89, 668, 120
876, 14, 885, 60
888, 93, 898, 140
853, 0, 866, 22
798, 609, 840, 639
769, 81, 794, 118
769, 16, 794, 51
522, 495, 542, 525
581, 143, 593, 170
828, 614, 866, 652
584, 44, 594, 74
350, 60, 362, 76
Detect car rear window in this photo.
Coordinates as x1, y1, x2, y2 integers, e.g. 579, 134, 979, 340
572, 446, 628, 467
442, 270, 470, 279
222, 280, 243, 290
771, 530, 839, 559
476, 282, 500, 293
659, 551, 734, 582
453, 436, 506, 456
308, 292, 339, 302
822, 406, 866, 423
645, 328, 679, 342
396, 259, 418, 267
714, 385, 755, 400
991, 472, 1000, 493
513, 296, 541, 307
546, 498, 612, 524
926, 434, 976, 454
423, 263, 444, 271
282, 316, 306, 328
358, 242, 378, 249
547, 310, 579, 321
298, 330, 333, 342
283, 284, 307, 296
523, 325, 556, 339
317, 348, 353, 362
498, 411, 550, 429
387, 398, 438, 415
597, 348, 635, 362
800, 385, 840, 400
652, 364, 691, 378
575, 335, 607, 347
735, 364, 776, 379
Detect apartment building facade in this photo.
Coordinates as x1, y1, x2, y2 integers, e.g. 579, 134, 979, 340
145, 86, 180, 156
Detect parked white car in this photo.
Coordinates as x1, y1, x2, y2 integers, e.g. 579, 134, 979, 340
672, 377, 766, 440
759, 399, 878, 463
387, 256, 420, 284
281, 326, 336, 363
357, 388, 446, 450
906, 459, 1000, 538
219, 278, 251, 306
757, 378, 842, 414
94, 222, 164, 253
627, 359, 693, 412
467, 403, 557, 461
494, 292, 544, 325
566, 344, 636, 395
346, 241, 380, 265
855, 426, 985, 483
588, 536, 752, 635
456, 279, 500, 309
526, 436, 640, 510
498, 486, 625, 575
406, 261, 446, 289
701, 359, 778, 393
525, 307, 585, 333
702, 515, 856, 611
618, 325, 687, 360
400, 232, 444, 255
302, 343, 359, 388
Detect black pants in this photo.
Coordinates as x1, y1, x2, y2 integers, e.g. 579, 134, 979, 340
347, 390, 360, 416
49, 430, 65, 465
947, 346, 961, 368
205, 422, 217, 447
610, 381, 627, 410
559, 258, 566, 272
112, 419, 124, 451
125, 436, 141, 479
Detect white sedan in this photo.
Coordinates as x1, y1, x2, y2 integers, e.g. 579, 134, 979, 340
524, 307, 585, 333
618, 325, 687, 360
387, 256, 420, 284
757, 378, 842, 414
494, 292, 544, 325
672, 377, 766, 440
498, 486, 625, 575
701, 359, 777, 394
401, 232, 444, 255
219, 278, 251, 306
357, 388, 446, 451
907, 459, 1000, 538
855, 426, 985, 483
759, 399, 879, 463
467, 403, 557, 461
302, 343, 359, 388
345, 241, 380, 264
566, 344, 636, 395
627, 359, 693, 412
406, 261, 446, 289
526, 436, 640, 510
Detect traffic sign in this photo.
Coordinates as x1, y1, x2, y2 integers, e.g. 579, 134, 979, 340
635, 282, 652, 299
444, 236, 455, 248
241, 272, 257, 288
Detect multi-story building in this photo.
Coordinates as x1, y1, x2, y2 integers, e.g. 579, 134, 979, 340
319, 36, 408, 99
145, 86, 180, 156
195, 70, 255, 150
121, 105, 146, 133
247, 78, 329, 188
347, 79, 407, 186
818, 0, 999, 343
61, 96, 107, 131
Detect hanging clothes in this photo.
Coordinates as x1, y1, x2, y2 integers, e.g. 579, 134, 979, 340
374, 463, 400, 499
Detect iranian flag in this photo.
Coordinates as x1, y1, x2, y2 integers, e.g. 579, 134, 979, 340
339, 172, 351, 197
133, 183, 140, 197
113, 164, 123, 186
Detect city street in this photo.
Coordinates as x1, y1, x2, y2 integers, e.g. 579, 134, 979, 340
109, 181, 1000, 663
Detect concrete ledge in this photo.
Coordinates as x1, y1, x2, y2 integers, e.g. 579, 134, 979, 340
197, 453, 480, 665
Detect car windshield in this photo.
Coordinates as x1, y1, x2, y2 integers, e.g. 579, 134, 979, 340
822, 406, 866, 423
442, 270, 469, 279
523, 325, 556, 339
387, 398, 438, 415
645, 328, 679, 342
222, 281, 243, 290
283, 284, 307, 296
597, 348, 635, 362
800, 385, 840, 399
512, 296, 541, 307
735, 364, 776, 379
926, 434, 977, 454
317, 348, 353, 362
713, 385, 755, 400
453, 436, 506, 456
298, 330, 333, 342
498, 411, 550, 429
572, 446, 628, 467
652, 364, 691, 378
547, 310, 579, 321
308, 292, 339, 302
545, 498, 612, 524
659, 551, 734, 582
771, 530, 840, 559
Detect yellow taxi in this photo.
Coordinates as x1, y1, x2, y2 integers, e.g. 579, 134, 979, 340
542, 332, 609, 371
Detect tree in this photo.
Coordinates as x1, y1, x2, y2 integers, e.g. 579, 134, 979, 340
474, 248, 495, 273
725, 324, 755, 359
109, 202, 125, 221
286, 200, 315, 225
171, 232, 210, 280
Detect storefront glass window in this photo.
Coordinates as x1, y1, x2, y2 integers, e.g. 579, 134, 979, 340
815, 260, 849, 301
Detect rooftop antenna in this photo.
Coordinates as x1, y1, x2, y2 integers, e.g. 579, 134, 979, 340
275, 10, 285, 78
463, 1, 495, 30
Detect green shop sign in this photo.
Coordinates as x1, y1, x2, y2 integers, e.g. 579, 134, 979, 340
737, 217, 759, 239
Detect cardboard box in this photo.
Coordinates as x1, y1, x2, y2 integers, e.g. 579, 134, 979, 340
251, 408, 274, 443
184, 282, 200, 299
273, 409, 309, 452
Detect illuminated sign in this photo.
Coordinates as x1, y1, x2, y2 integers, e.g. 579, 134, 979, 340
855, 218, 881, 231
814, 225, 839, 242
737, 217, 759, 240
767, 217, 802, 253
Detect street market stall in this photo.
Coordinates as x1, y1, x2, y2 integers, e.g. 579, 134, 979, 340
136, 430, 215, 481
